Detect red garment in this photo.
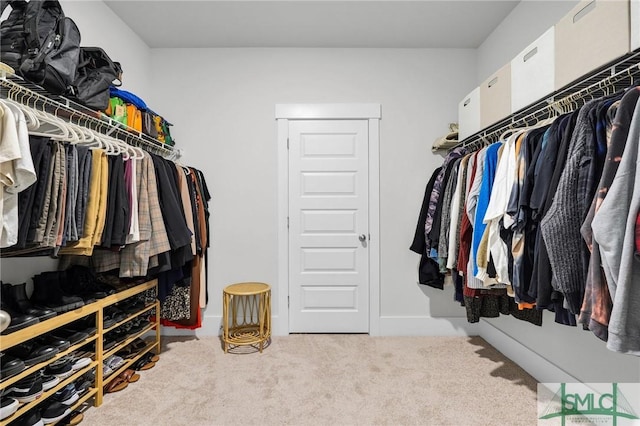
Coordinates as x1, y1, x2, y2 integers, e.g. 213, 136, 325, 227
457, 152, 478, 280
636, 210, 640, 258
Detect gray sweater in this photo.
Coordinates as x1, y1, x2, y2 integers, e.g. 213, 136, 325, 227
540, 100, 599, 314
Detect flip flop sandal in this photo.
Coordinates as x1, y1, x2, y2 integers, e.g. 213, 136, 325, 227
119, 369, 140, 383
104, 376, 128, 393
138, 361, 155, 371
60, 411, 83, 426
144, 351, 159, 363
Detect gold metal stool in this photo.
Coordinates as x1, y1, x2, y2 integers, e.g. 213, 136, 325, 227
222, 282, 271, 353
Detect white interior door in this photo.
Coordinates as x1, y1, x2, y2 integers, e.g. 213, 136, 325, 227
288, 120, 369, 333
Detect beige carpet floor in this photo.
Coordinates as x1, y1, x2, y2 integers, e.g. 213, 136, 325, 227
81, 335, 538, 426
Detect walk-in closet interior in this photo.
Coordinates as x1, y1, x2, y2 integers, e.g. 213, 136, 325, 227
1, 0, 640, 425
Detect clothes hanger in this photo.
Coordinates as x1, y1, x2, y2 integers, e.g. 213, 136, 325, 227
29, 109, 70, 139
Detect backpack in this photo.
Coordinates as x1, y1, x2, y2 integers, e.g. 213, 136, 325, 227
0, 0, 81, 94
0, 1, 28, 71
68, 47, 122, 110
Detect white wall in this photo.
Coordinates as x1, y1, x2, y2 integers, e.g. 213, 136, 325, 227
147, 48, 478, 337
476, 0, 579, 84
0, 0, 151, 287
474, 0, 640, 384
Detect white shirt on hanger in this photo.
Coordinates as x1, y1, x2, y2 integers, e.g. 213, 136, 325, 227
0, 102, 36, 248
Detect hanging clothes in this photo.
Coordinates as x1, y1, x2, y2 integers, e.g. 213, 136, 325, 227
412, 84, 640, 354
0, 99, 211, 331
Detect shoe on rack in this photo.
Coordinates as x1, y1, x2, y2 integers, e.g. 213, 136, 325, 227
11, 408, 44, 426
50, 329, 89, 346
31, 271, 84, 314
52, 383, 78, 406
35, 334, 71, 352
0, 300, 38, 335
68, 351, 92, 371
0, 353, 26, 380
41, 372, 60, 391
1, 283, 57, 321
65, 316, 98, 337
44, 357, 73, 380
117, 298, 145, 314
63, 265, 112, 301
41, 401, 71, 424
5, 341, 58, 366
7, 374, 43, 403
0, 396, 19, 420
7, 371, 39, 393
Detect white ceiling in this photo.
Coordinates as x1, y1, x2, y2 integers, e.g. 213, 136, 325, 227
104, 1, 520, 49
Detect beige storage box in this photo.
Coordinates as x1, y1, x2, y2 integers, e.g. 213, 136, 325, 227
480, 63, 511, 129
458, 87, 481, 141
555, 0, 630, 90
632, 0, 640, 51
511, 27, 555, 113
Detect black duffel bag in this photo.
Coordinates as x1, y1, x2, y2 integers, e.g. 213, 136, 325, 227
68, 47, 122, 110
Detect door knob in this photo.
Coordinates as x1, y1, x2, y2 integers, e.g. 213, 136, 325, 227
359, 234, 367, 242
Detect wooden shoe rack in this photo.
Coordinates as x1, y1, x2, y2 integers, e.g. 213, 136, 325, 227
0, 279, 160, 425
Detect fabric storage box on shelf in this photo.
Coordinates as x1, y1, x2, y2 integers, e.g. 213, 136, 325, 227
457, 87, 481, 141
632, 0, 640, 51
511, 27, 555, 112
480, 63, 511, 129
554, 0, 630, 90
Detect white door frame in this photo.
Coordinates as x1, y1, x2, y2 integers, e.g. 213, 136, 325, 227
275, 103, 381, 336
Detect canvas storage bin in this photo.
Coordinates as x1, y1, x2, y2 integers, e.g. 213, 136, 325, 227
458, 87, 481, 141
555, 0, 630, 90
511, 27, 555, 113
480, 63, 511, 128
632, 0, 640, 51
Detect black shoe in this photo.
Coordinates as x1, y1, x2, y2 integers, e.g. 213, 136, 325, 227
0, 301, 38, 335
65, 316, 98, 336
63, 265, 111, 301
36, 334, 70, 352
44, 357, 73, 379
11, 408, 42, 426
7, 374, 43, 403
41, 372, 60, 391
31, 271, 84, 314
1, 283, 57, 321
6, 341, 58, 366
52, 384, 78, 406
0, 354, 25, 380
41, 401, 70, 424
0, 396, 18, 420
50, 329, 89, 346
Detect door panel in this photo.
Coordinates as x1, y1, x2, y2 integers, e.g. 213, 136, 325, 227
289, 120, 369, 333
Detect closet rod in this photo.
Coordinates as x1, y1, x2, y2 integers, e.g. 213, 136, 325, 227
456, 49, 640, 152
0, 72, 181, 161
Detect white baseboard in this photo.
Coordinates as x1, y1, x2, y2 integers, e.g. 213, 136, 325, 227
377, 316, 479, 336
160, 315, 286, 337
479, 320, 578, 383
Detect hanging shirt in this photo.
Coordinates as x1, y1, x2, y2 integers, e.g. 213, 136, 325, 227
541, 99, 602, 314
0, 103, 36, 248
592, 97, 640, 355
424, 147, 466, 250
472, 142, 502, 279
446, 154, 470, 270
